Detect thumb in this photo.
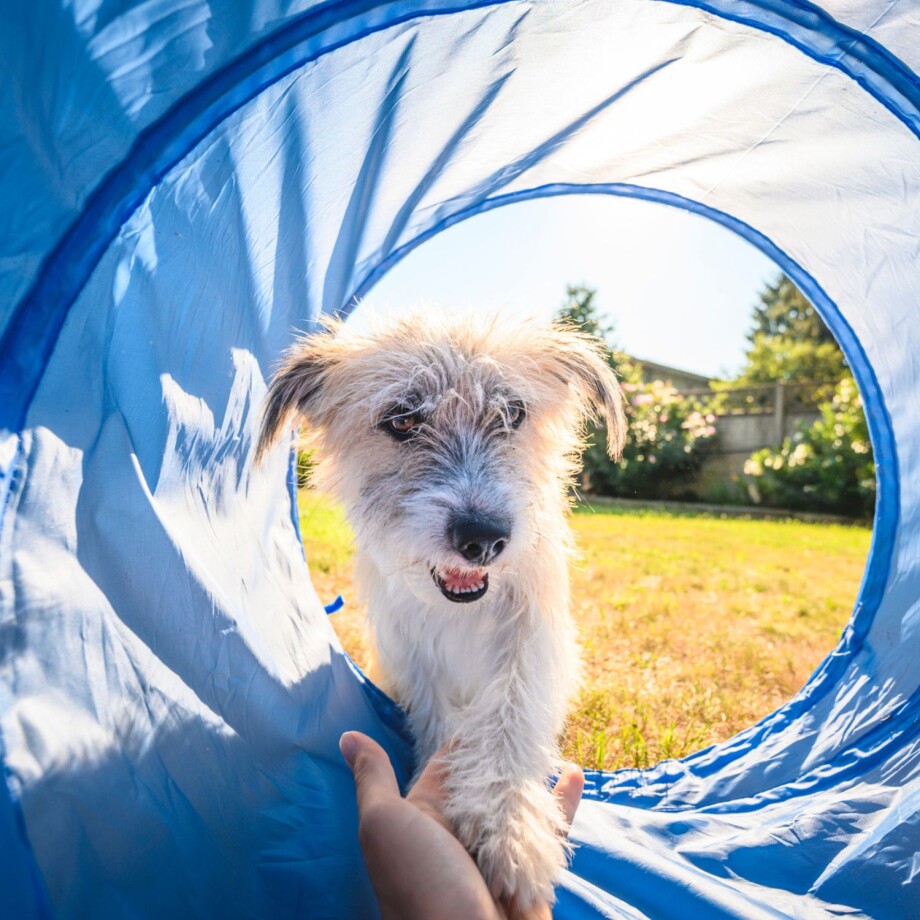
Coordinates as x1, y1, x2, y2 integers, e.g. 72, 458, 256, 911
340, 731, 401, 815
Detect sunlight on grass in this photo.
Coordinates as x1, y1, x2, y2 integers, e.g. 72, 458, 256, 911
299, 490, 871, 771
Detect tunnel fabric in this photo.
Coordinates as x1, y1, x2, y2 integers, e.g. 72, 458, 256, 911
0, 2, 918, 917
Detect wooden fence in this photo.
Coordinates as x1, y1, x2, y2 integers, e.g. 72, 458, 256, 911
680, 381, 831, 501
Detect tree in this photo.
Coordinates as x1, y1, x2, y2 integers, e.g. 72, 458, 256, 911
749, 275, 835, 344
734, 274, 846, 385
736, 275, 874, 516
554, 285, 716, 499
556, 284, 631, 379
558, 284, 616, 346
738, 335, 847, 386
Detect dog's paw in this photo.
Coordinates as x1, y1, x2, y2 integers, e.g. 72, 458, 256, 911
450, 779, 569, 913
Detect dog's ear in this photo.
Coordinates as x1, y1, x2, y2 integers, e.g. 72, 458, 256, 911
549, 323, 627, 459
255, 329, 340, 462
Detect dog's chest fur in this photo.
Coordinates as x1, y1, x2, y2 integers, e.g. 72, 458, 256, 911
358, 555, 505, 762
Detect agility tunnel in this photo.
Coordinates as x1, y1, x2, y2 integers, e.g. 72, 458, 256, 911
1, 1, 918, 916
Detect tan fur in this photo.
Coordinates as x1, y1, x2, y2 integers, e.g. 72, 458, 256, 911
257, 309, 624, 912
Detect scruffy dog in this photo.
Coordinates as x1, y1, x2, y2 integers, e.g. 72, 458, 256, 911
257, 310, 624, 912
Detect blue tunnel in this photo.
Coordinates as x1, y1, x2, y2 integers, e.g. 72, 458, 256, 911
1, 2, 918, 917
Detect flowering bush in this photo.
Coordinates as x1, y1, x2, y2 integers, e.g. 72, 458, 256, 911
583, 378, 718, 499
742, 375, 874, 517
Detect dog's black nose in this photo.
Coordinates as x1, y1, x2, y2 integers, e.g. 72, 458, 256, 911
450, 516, 511, 565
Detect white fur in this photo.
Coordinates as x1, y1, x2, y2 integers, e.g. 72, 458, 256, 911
257, 310, 625, 912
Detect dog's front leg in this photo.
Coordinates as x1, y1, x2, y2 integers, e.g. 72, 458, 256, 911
440, 603, 577, 913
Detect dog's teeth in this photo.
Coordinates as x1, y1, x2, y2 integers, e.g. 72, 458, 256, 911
434, 568, 487, 600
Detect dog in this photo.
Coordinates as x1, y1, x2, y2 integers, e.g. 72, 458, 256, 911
256, 309, 625, 912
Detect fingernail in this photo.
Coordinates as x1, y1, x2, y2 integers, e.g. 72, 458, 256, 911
339, 731, 359, 768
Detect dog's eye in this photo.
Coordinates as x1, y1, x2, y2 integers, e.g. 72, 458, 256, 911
508, 402, 526, 429
385, 410, 422, 441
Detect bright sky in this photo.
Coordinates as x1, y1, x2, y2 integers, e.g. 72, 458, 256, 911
353, 195, 779, 379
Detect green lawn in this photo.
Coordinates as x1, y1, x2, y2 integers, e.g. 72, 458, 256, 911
299, 490, 871, 771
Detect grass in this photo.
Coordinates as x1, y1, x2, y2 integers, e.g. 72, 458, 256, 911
298, 490, 871, 771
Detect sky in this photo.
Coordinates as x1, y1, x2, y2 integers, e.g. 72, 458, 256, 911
352, 195, 780, 379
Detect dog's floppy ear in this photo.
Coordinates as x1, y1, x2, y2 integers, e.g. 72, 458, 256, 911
549, 323, 627, 459
255, 328, 340, 462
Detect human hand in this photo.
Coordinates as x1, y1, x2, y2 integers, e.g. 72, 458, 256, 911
340, 731, 584, 920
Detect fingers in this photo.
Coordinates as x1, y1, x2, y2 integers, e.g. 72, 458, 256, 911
340, 731, 401, 815
553, 763, 585, 828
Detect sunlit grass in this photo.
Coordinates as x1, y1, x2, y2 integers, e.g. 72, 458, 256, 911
299, 490, 871, 771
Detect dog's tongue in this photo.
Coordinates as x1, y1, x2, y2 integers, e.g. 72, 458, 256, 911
441, 567, 484, 590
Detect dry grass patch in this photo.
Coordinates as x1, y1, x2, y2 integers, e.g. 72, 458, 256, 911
298, 490, 870, 772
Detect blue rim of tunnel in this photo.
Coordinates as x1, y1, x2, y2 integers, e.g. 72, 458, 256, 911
345, 182, 900, 776
0, 0, 910, 792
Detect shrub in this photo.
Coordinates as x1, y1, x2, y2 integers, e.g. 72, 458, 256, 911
584, 378, 717, 499
742, 376, 875, 518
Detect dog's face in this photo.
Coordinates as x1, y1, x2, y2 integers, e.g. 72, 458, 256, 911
257, 311, 625, 610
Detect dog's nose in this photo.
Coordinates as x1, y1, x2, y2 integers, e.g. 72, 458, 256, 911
449, 516, 511, 565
